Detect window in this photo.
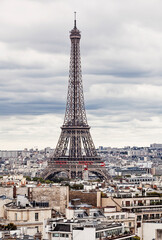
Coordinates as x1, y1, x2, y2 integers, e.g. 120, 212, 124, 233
143, 214, 148, 220
35, 213, 39, 221
129, 222, 132, 227
53, 233, 59, 237
15, 213, 17, 221
138, 201, 143, 206
137, 215, 141, 221
150, 200, 154, 205
60, 234, 69, 238
96, 232, 100, 238
126, 201, 130, 207
137, 222, 141, 228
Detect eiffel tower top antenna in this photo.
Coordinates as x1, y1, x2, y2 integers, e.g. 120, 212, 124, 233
74, 11, 76, 28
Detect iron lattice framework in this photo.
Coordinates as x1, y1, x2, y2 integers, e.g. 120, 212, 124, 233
42, 16, 109, 180
53, 19, 100, 162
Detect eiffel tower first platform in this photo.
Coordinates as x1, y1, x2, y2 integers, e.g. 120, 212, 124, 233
42, 14, 109, 180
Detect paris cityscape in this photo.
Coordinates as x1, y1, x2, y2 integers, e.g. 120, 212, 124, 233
0, 1, 162, 240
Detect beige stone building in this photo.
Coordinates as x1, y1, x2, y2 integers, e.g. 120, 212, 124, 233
101, 196, 162, 234
0, 184, 69, 214
4, 203, 52, 233
29, 185, 69, 213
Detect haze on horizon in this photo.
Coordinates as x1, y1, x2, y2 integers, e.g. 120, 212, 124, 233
0, 0, 162, 150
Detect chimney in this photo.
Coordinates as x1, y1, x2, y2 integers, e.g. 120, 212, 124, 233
13, 185, 16, 199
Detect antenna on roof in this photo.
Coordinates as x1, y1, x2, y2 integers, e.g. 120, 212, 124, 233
74, 11, 76, 28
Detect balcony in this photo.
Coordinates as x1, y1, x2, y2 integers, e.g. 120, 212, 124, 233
102, 233, 135, 239
136, 207, 162, 213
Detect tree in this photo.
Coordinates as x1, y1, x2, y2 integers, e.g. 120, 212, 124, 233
71, 184, 84, 190
133, 236, 140, 240
26, 176, 31, 181
0, 223, 17, 230
101, 192, 107, 198
6, 223, 17, 230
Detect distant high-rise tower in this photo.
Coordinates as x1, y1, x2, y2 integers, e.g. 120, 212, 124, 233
42, 14, 109, 180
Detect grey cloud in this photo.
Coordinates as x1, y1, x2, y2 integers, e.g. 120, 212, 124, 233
0, 0, 162, 148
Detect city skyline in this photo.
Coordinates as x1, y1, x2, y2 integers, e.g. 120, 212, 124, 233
0, 0, 162, 150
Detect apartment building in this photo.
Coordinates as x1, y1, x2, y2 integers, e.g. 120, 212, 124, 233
102, 196, 162, 234
44, 218, 135, 240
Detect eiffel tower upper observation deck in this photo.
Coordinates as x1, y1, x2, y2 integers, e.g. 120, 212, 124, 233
42, 14, 109, 180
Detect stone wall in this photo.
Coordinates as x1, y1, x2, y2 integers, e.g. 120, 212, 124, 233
102, 197, 122, 211
0, 186, 28, 198
0, 187, 14, 198
156, 229, 162, 240
29, 185, 69, 213
0, 185, 69, 214
69, 191, 99, 207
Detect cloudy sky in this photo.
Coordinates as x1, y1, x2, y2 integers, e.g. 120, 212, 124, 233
0, 0, 162, 150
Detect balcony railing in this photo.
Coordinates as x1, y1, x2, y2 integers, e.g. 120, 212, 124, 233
122, 203, 162, 208
136, 208, 162, 213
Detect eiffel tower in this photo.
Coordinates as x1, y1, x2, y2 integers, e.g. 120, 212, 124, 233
42, 14, 109, 180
